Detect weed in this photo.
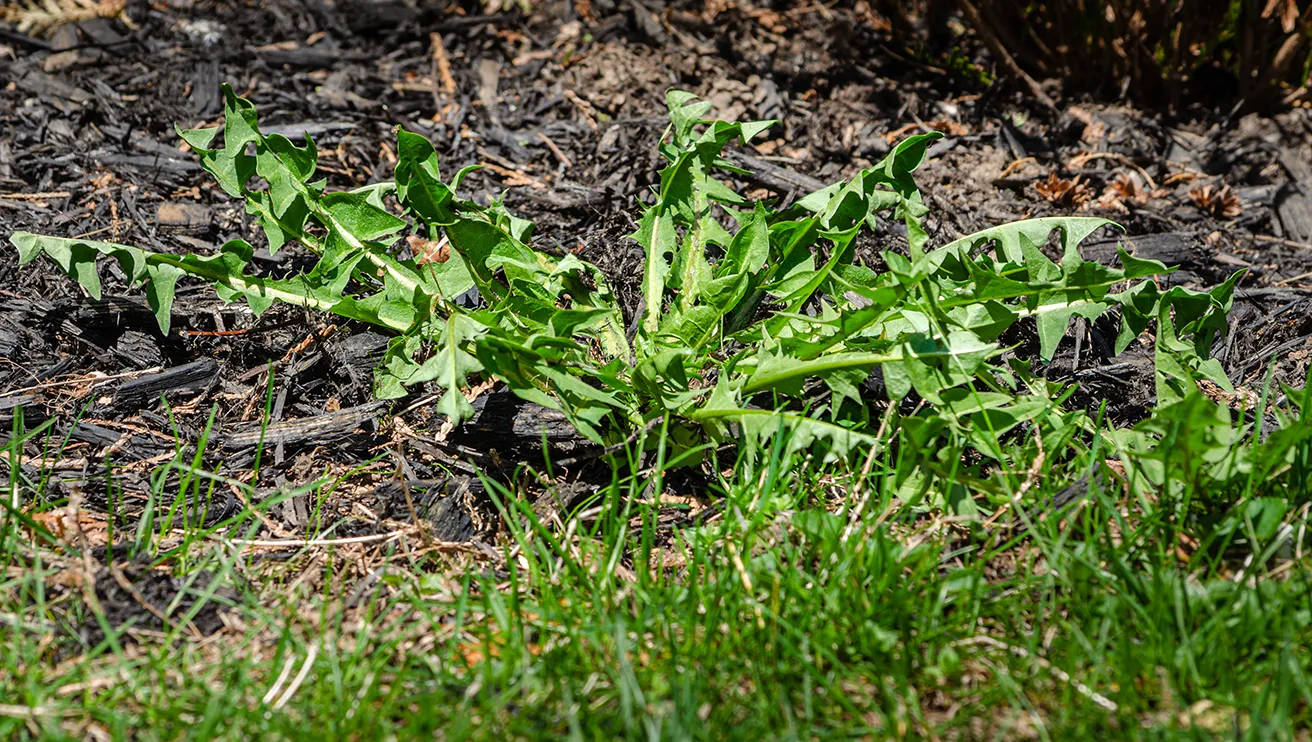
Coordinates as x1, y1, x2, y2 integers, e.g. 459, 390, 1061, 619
10, 87, 1242, 490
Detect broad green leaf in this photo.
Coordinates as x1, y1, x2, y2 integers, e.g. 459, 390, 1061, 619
935, 217, 1116, 266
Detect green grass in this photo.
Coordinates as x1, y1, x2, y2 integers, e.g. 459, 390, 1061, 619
2, 386, 1310, 740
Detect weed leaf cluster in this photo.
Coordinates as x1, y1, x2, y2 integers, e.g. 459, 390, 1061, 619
10, 86, 1242, 484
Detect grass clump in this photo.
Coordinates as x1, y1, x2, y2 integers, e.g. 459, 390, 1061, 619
2, 389, 1310, 738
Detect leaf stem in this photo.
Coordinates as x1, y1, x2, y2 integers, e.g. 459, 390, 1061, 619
742, 352, 899, 395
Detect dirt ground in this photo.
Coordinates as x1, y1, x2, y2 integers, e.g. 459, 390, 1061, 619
3, 0, 1312, 543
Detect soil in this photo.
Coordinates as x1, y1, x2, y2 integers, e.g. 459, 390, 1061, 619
3, 0, 1312, 549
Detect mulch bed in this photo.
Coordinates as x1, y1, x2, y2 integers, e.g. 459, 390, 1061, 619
3, 0, 1312, 546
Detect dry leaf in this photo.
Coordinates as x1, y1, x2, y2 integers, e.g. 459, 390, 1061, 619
701, 0, 733, 22
927, 119, 970, 137
883, 120, 968, 145
746, 7, 788, 33
1, 0, 128, 36
1035, 172, 1092, 207
1081, 120, 1108, 144
1067, 106, 1094, 125
26, 507, 107, 547
573, 0, 595, 23
1197, 378, 1262, 410
1108, 171, 1148, 205
1262, 0, 1300, 34
408, 235, 450, 266
1092, 191, 1127, 213
1188, 184, 1241, 218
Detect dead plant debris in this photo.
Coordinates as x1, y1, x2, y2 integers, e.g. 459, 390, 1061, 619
1034, 172, 1093, 208
1189, 184, 1243, 219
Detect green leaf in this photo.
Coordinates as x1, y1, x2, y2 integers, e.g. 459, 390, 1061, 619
633, 204, 677, 338
10, 233, 413, 336
743, 348, 898, 397
431, 314, 487, 420
934, 217, 1117, 266
891, 332, 998, 404
321, 192, 407, 242
795, 132, 940, 255
690, 377, 878, 463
